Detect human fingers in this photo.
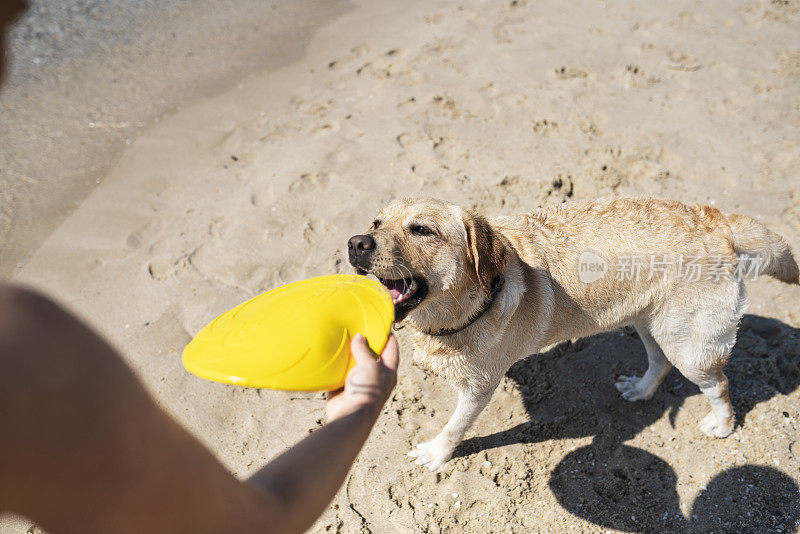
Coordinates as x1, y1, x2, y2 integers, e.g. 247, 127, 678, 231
350, 333, 378, 365
378, 334, 399, 373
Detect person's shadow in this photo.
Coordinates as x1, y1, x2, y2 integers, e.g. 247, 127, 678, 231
454, 314, 800, 533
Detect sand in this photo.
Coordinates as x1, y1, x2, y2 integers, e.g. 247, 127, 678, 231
0, 0, 350, 276
4, 0, 800, 532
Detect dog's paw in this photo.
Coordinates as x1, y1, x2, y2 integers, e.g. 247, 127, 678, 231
407, 438, 454, 472
614, 375, 652, 402
699, 411, 734, 438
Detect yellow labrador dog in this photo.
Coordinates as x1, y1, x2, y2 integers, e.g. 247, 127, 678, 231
347, 197, 799, 471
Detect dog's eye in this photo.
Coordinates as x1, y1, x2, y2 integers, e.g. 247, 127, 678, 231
372, 219, 382, 230
410, 224, 433, 236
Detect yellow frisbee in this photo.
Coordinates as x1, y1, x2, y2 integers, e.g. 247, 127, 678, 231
182, 274, 394, 391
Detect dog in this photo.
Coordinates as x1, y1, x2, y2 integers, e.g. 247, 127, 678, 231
347, 197, 799, 472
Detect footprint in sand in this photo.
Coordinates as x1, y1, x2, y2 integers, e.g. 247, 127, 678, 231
148, 253, 191, 281
148, 257, 175, 281
665, 50, 702, 72
741, 1, 797, 25
302, 218, 334, 246
532, 118, 559, 136
310, 120, 341, 134
189, 243, 272, 293
247, 180, 277, 208
288, 172, 334, 194
355, 48, 418, 83
258, 120, 303, 143
429, 94, 464, 119
577, 117, 604, 136
490, 174, 574, 210
431, 137, 463, 165
395, 132, 414, 148
581, 145, 681, 195
125, 218, 163, 254
299, 99, 334, 117
552, 66, 589, 80
327, 249, 345, 274
326, 42, 372, 70
622, 64, 659, 88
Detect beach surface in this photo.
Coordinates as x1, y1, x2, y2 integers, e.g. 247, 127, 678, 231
3, 0, 800, 532
0, 0, 349, 275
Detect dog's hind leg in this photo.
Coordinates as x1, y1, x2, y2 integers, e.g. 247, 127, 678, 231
682, 366, 735, 438
408, 384, 497, 472
655, 319, 737, 438
615, 322, 673, 401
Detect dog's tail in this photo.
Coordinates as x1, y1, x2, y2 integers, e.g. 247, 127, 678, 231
725, 213, 799, 284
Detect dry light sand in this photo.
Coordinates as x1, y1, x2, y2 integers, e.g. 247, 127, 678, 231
4, 0, 800, 532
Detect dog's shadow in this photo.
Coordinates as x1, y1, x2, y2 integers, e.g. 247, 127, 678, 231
454, 314, 800, 533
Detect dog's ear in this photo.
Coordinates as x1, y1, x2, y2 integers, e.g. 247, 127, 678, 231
463, 210, 507, 293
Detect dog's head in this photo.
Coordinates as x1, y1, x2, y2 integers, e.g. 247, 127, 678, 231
347, 198, 507, 324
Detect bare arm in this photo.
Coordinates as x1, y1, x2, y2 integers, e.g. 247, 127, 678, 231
247, 334, 399, 533
0, 285, 397, 534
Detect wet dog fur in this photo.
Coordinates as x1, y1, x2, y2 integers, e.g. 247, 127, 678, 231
347, 197, 799, 471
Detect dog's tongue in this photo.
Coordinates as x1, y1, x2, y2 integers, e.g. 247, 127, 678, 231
383, 278, 408, 300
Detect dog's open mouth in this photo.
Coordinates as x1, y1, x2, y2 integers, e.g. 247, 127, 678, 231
378, 276, 428, 320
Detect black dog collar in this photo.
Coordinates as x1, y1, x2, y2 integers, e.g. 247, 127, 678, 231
423, 274, 504, 337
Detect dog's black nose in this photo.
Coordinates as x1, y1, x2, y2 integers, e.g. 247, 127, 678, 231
347, 234, 375, 257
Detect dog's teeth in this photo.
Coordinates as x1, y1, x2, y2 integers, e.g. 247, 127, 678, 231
389, 278, 419, 305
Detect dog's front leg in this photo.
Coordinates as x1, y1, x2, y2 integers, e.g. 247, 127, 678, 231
408, 385, 496, 472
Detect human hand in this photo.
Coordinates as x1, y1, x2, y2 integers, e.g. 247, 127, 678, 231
325, 333, 399, 422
